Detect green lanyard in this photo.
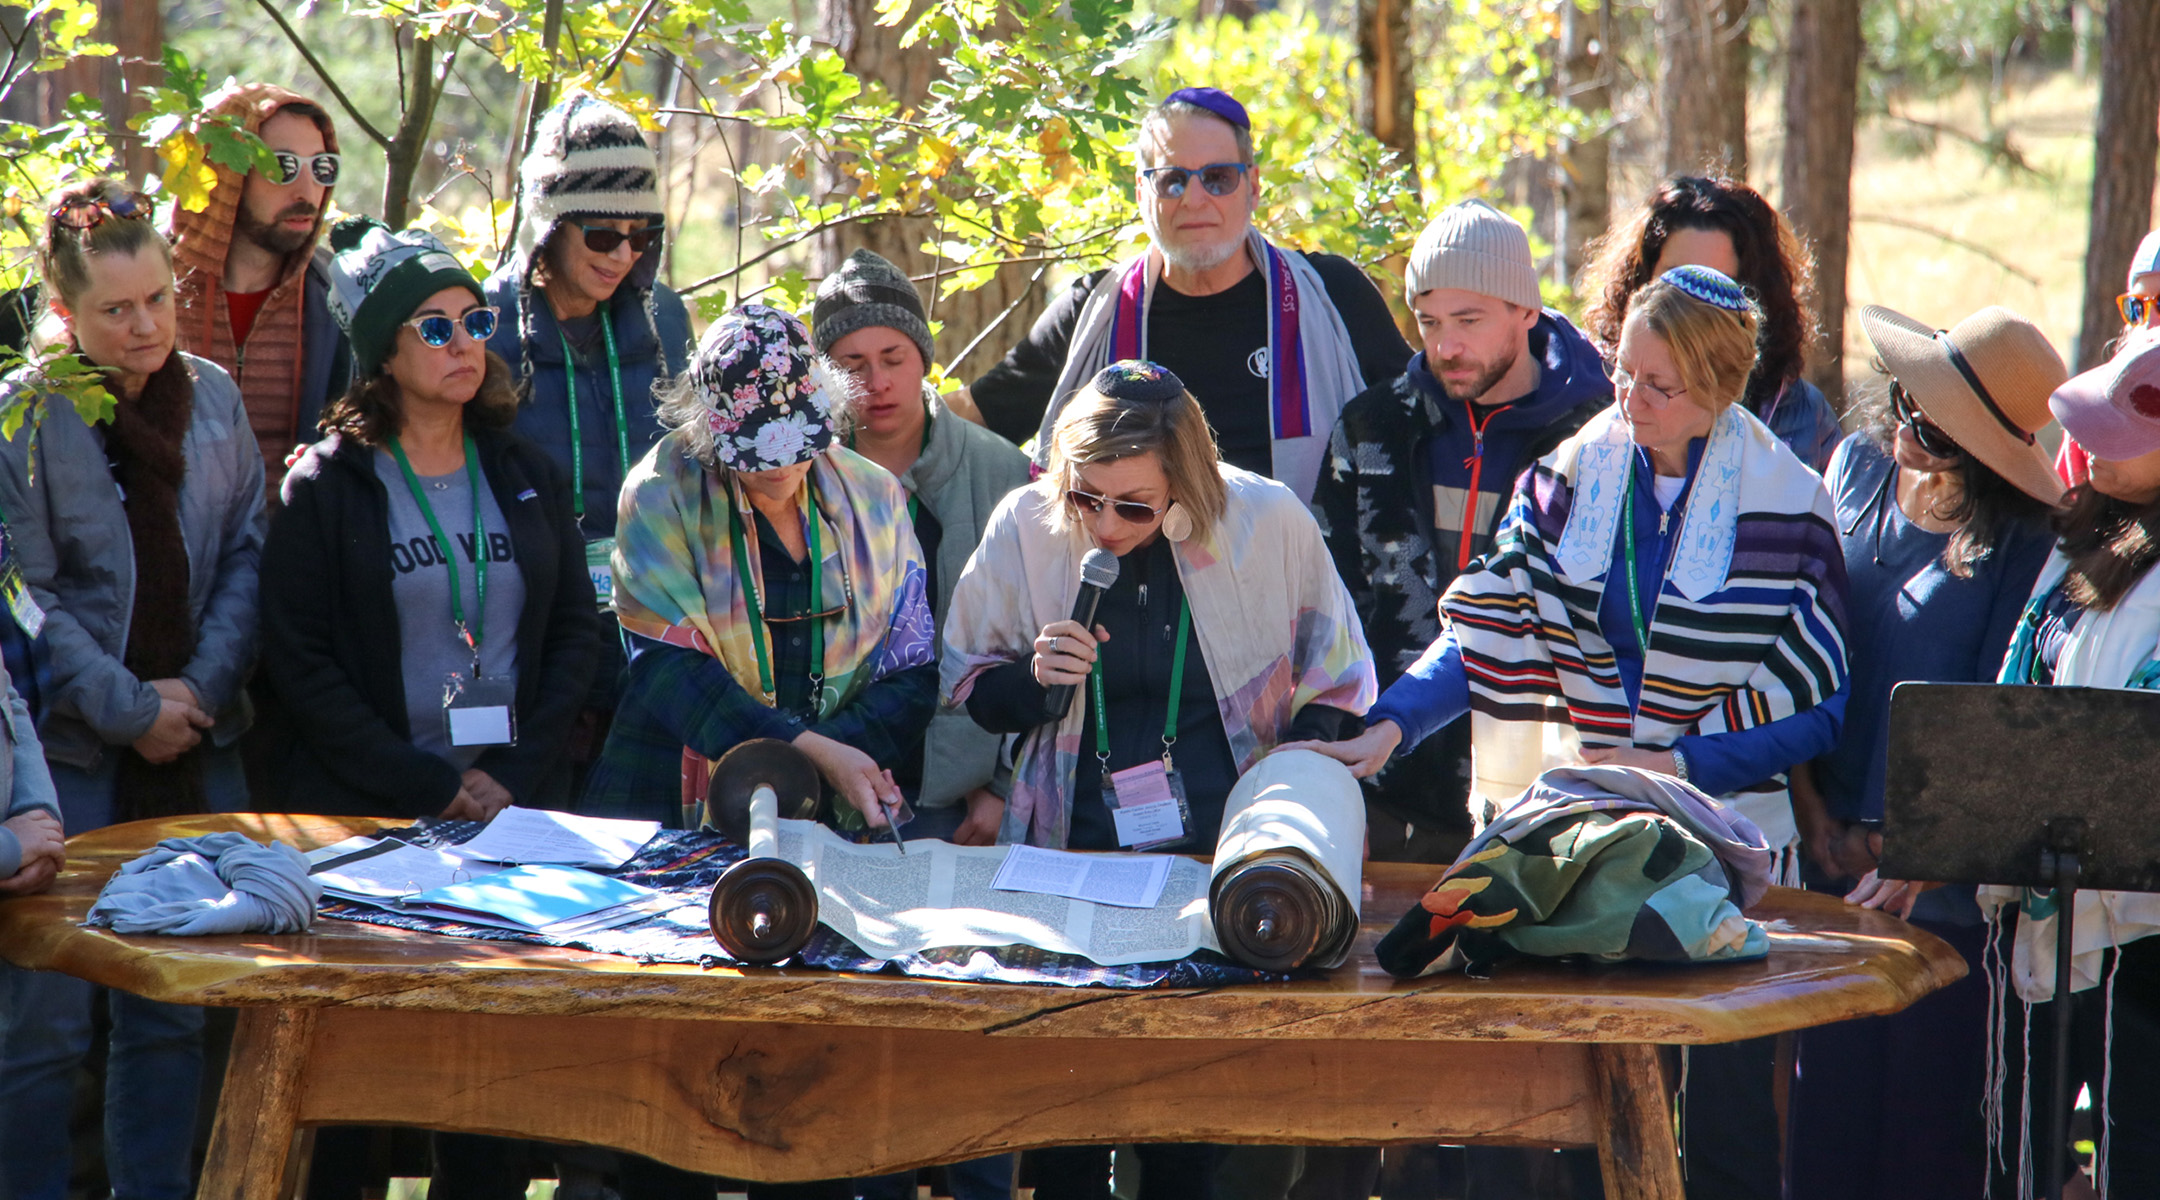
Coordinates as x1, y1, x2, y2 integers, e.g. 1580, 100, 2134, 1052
389, 436, 487, 663
560, 312, 630, 524
1090, 596, 1192, 768
727, 482, 824, 704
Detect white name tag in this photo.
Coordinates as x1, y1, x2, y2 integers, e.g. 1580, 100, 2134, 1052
447, 705, 514, 747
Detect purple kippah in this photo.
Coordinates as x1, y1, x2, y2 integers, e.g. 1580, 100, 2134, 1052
1165, 86, 1250, 131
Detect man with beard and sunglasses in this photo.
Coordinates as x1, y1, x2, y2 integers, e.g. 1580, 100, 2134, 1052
961, 87, 1409, 503
1314, 200, 1612, 869
171, 83, 352, 494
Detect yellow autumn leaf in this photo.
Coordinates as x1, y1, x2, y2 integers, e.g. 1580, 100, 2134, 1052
158, 136, 217, 213
916, 135, 959, 180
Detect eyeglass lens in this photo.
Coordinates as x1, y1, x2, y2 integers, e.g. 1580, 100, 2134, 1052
416, 309, 499, 347
272, 152, 341, 187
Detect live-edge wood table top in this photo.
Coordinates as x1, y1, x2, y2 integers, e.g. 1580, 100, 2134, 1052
0, 813, 1967, 1045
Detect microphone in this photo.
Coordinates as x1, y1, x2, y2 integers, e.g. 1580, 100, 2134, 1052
1042, 548, 1121, 721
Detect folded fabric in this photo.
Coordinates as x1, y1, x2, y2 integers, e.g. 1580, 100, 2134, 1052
86, 832, 321, 936
1374, 765, 1772, 979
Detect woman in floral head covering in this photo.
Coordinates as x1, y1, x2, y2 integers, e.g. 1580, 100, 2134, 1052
584, 304, 938, 828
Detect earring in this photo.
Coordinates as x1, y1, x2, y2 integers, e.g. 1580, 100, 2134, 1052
1161, 502, 1193, 542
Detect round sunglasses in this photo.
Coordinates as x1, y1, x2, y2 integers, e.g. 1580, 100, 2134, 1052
1066, 486, 1165, 524
1891, 380, 1961, 459
50, 188, 151, 231
574, 222, 664, 255
1139, 161, 1251, 200
403, 306, 500, 348
270, 151, 341, 187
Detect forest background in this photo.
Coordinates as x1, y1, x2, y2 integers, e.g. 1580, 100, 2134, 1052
0, 0, 2153, 422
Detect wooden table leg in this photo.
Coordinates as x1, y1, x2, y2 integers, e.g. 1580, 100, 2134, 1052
1590, 1043, 1683, 1200
199, 1008, 317, 1200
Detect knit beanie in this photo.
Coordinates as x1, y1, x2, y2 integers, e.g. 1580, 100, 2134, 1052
515, 92, 663, 289
811, 249, 935, 369
1404, 199, 1541, 310
323, 216, 485, 376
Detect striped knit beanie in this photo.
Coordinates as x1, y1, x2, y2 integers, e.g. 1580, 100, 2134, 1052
812, 249, 934, 369
514, 92, 663, 288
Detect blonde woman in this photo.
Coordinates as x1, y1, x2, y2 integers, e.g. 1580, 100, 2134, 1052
1296, 266, 1849, 1200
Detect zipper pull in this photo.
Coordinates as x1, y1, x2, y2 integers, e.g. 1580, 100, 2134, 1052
1660, 510, 1670, 536
1138, 583, 1148, 609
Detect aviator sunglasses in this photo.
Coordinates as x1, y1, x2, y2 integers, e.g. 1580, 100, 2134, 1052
270, 152, 341, 187
403, 306, 500, 348
1891, 380, 1961, 459
1065, 487, 1166, 524
1139, 161, 1251, 200
575, 222, 665, 255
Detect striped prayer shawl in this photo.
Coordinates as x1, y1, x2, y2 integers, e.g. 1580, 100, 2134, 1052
1441, 404, 1847, 849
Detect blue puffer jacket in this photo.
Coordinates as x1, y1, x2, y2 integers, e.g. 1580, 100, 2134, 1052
483, 261, 693, 539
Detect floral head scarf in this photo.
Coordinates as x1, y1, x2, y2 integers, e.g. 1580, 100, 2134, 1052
692, 303, 844, 471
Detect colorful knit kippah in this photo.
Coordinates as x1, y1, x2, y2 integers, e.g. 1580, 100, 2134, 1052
1092, 359, 1187, 403
1165, 86, 1250, 131
1659, 265, 1752, 312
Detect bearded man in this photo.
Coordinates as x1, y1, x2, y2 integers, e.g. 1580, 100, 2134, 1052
1313, 198, 1614, 865
961, 86, 1410, 502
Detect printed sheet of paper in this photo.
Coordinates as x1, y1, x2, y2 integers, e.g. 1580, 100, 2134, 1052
312, 843, 501, 903
452, 807, 662, 870
771, 820, 1217, 966
991, 844, 1172, 909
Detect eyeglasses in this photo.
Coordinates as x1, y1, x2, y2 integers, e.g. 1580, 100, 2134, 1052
403, 306, 500, 348
49, 188, 151, 231
269, 152, 341, 187
1891, 380, 1961, 459
575, 222, 664, 255
764, 599, 850, 624
1139, 162, 1251, 200
1066, 487, 1165, 524
1613, 365, 1687, 406
2119, 293, 2156, 326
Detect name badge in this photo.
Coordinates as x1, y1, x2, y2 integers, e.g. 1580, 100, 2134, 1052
444, 673, 516, 747
585, 537, 616, 610
0, 557, 42, 638
1104, 760, 1192, 850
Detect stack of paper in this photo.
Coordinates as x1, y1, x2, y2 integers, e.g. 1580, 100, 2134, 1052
391, 864, 667, 936
450, 808, 662, 870
313, 841, 501, 904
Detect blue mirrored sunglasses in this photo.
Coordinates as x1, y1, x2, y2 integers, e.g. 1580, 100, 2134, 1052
1139, 161, 1250, 199
404, 306, 499, 348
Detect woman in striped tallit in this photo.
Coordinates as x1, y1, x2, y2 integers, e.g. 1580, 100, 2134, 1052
1291, 264, 1850, 1199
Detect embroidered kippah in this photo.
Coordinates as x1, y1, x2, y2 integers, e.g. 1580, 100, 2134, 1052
1165, 86, 1251, 131
1092, 359, 1188, 403
1659, 265, 1752, 312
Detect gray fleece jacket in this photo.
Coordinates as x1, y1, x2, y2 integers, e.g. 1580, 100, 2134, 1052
0, 354, 265, 778
0, 654, 59, 879
897, 393, 1031, 807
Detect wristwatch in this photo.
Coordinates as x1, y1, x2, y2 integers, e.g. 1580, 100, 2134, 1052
1670, 745, 1691, 783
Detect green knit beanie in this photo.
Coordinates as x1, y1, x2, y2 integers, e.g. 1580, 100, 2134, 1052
324, 216, 486, 376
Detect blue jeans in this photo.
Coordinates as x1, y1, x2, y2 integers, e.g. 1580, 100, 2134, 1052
0, 748, 244, 1200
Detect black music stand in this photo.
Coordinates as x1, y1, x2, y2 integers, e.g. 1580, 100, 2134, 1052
1885, 682, 2160, 1200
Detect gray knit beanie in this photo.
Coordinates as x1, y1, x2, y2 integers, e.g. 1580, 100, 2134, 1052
1404, 199, 1541, 310
812, 249, 935, 369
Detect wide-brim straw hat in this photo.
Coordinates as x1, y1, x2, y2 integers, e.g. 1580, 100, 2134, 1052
1858, 304, 2068, 505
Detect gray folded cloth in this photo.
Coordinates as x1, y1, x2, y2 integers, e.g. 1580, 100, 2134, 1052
86, 832, 322, 935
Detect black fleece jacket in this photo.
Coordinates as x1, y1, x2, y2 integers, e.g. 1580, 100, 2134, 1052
261, 428, 601, 816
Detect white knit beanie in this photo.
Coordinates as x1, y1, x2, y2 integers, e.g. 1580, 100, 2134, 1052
1404, 199, 1540, 310
515, 93, 663, 271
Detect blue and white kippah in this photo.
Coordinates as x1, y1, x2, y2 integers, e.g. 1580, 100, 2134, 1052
1659, 264, 1751, 312
1093, 359, 1188, 404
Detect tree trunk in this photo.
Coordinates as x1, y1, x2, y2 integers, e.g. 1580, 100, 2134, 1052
380, 30, 442, 229
1355, 0, 1415, 171
1780, 0, 1861, 409
1556, 0, 1612, 285
1657, 0, 1749, 177
2075, 0, 2160, 370
818, 0, 1044, 383
47, 0, 162, 179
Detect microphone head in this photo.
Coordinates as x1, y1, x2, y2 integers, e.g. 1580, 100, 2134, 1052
1079, 548, 1120, 589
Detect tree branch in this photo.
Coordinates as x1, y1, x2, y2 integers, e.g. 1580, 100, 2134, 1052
945, 260, 1051, 370
1851, 214, 2042, 288
678, 208, 911, 295
596, 0, 666, 84
249, 0, 390, 147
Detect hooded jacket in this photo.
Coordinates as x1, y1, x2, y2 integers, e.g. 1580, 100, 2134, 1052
1313, 309, 1612, 832
171, 82, 352, 493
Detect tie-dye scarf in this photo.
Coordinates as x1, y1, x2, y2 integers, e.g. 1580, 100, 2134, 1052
942, 466, 1378, 848
613, 435, 934, 720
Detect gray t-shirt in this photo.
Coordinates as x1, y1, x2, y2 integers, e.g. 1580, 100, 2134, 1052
375, 449, 527, 769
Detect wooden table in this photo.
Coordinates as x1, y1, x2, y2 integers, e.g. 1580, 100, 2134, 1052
0, 815, 1966, 1200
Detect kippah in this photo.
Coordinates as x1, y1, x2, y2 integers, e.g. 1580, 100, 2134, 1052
1165, 86, 1250, 132
1093, 359, 1188, 404
1659, 265, 1752, 312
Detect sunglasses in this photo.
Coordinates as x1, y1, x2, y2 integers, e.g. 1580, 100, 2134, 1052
764, 599, 850, 624
1066, 487, 1165, 525
2119, 293, 2156, 326
49, 189, 151, 231
1891, 380, 1961, 459
1139, 162, 1251, 200
404, 306, 500, 348
270, 152, 341, 187
575, 222, 664, 255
